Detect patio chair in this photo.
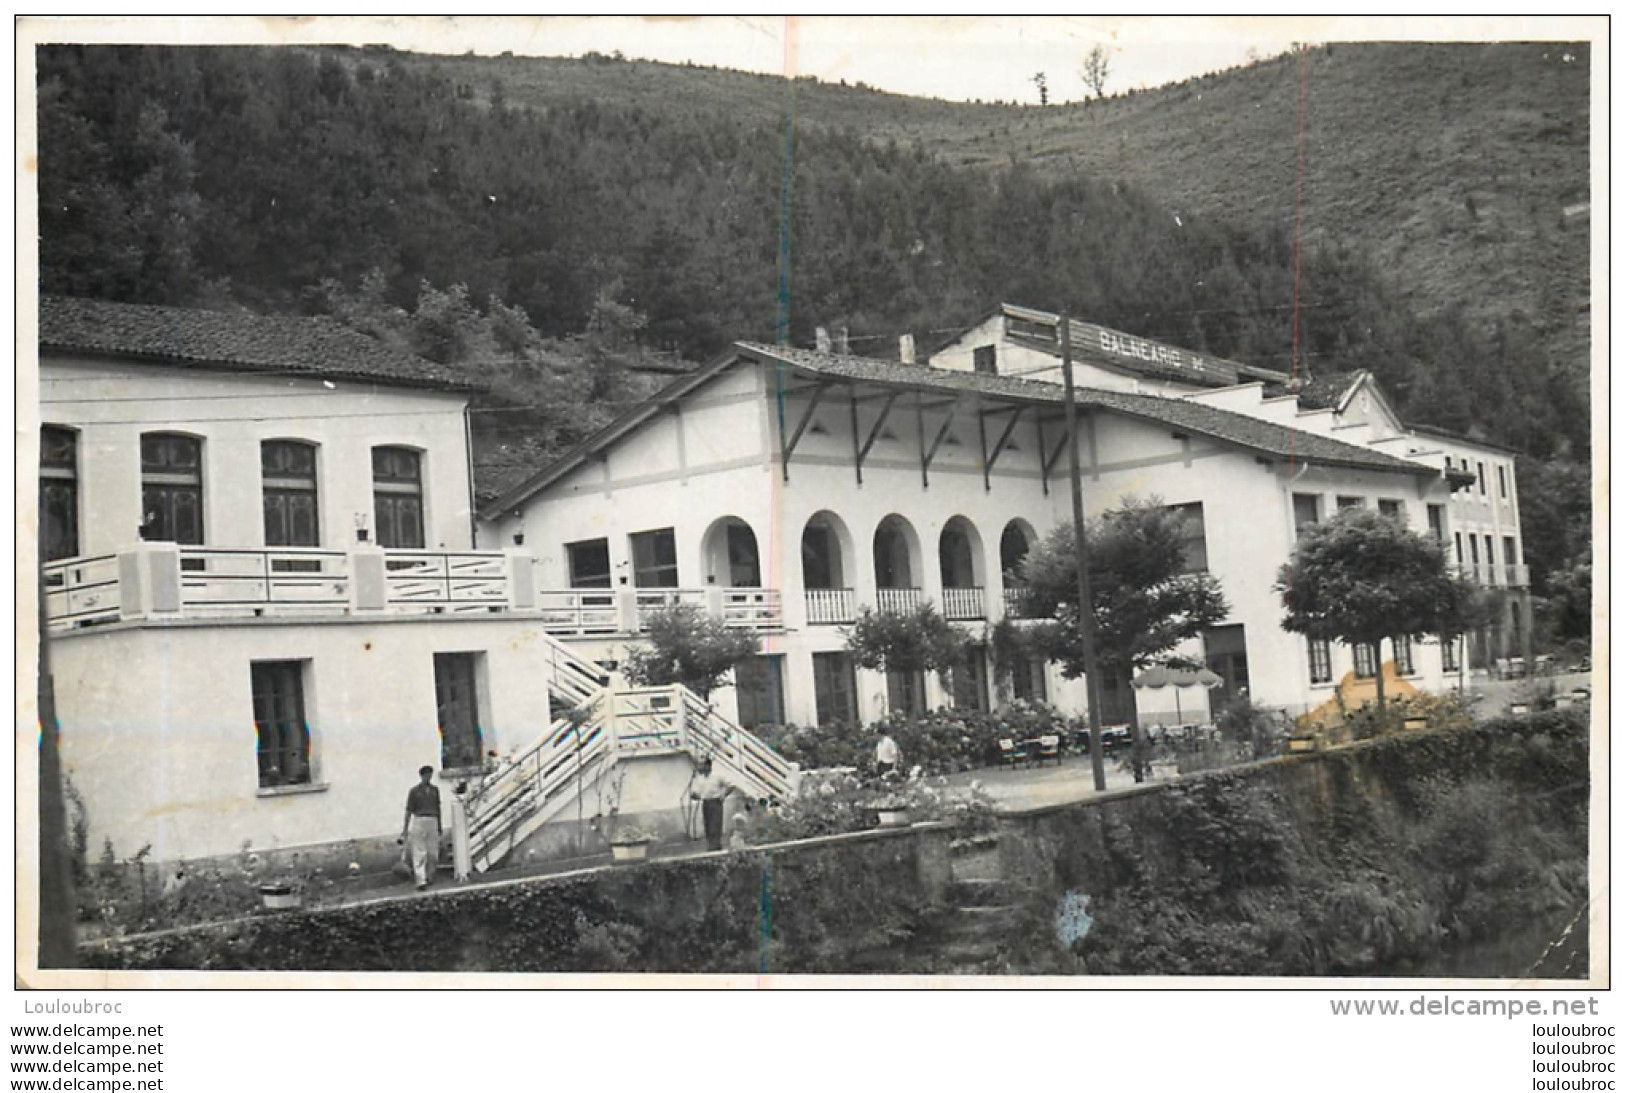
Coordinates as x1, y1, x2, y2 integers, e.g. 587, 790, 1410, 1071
1035, 734, 1061, 766
998, 738, 1028, 768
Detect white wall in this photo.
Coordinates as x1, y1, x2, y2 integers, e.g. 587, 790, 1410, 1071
41, 356, 475, 555
52, 614, 565, 862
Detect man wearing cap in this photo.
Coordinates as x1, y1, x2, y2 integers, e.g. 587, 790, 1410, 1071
400, 765, 442, 890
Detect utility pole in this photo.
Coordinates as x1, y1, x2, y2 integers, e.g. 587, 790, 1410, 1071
1061, 316, 1108, 792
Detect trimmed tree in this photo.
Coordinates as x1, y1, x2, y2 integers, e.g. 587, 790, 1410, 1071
1019, 496, 1231, 702
1276, 507, 1474, 714
621, 601, 761, 703
843, 603, 967, 718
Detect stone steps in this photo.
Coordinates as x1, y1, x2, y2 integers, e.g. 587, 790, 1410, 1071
930, 830, 1021, 974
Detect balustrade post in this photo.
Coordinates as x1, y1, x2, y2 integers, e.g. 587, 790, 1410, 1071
706, 586, 726, 624
350, 544, 387, 612
117, 541, 181, 620
504, 548, 537, 611
616, 589, 641, 633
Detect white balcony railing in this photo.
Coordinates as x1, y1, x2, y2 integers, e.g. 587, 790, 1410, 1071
41, 545, 789, 636
720, 587, 783, 630
940, 585, 986, 620
42, 542, 532, 631
1001, 586, 1033, 619
805, 588, 856, 625
534, 589, 620, 636
876, 587, 926, 614
535, 587, 785, 637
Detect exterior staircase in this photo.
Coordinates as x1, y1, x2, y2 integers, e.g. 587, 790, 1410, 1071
460, 635, 795, 873
928, 832, 1024, 974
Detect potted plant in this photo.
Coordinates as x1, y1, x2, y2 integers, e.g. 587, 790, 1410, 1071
609, 828, 654, 863
869, 793, 913, 828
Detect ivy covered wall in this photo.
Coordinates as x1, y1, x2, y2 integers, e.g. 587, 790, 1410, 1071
993, 709, 1589, 977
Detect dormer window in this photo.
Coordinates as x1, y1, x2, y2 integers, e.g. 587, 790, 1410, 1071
973, 346, 997, 375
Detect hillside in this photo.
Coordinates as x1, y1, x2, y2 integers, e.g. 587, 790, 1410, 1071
33, 43, 1592, 611
401, 42, 1591, 377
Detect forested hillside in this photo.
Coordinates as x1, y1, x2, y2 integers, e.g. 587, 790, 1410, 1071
33, 43, 1591, 632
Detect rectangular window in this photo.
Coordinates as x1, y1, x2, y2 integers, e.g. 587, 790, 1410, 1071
1378, 498, 1404, 522
1468, 536, 1480, 565
1503, 536, 1518, 567
1455, 532, 1464, 565
252, 661, 310, 788
1393, 636, 1414, 677
40, 426, 79, 562
1308, 639, 1333, 685
566, 538, 612, 589
1292, 493, 1320, 530
630, 528, 679, 588
972, 345, 997, 375
1427, 504, 1447, 545
262, 440, 320, 548
434, 653, 484, 772
734, 655, 785, 730
1168, 502, 1207, 572
1477, 461, 1487, 494
372, 447, 424, 549
1352, 643, 1378, 679
1010, 655, 1047, 704
1484, 539, 1495, 567
1497, 465, 1509, 499
812, 652, 858, 727
1336, 495, 1364, 511
1441, 637, 1459, 674
886, 669, 927, 719
141, 432, 204, 544
950, 647, 990, 713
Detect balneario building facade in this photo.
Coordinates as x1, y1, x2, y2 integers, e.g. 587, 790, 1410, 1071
36, 296, 1522, 869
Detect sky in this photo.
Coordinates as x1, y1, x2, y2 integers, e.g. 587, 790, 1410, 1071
26, 15, 1599, 104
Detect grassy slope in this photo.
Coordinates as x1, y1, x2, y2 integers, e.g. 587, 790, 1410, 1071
390, 41, 1590, 368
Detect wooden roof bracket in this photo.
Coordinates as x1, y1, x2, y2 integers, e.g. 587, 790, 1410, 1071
779, 380, 831, 481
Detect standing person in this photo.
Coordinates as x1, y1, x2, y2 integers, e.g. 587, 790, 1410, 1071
690, 758, 734, 852
875, 730, 901, 780
400, 765, 442, 890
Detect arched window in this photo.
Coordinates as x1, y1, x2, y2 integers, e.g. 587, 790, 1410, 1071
372, 446, 424, 549
40, 426, 78, 561
262, 440, 320, 547
140, 432, 204, 543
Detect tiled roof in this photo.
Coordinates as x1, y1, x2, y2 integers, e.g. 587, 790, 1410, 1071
39, 295, 473, 391
742, 342, 1438, 477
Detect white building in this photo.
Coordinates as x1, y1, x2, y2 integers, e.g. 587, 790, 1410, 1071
37, 297, 787, 872
486, 312, 1477, 733
38, 296, 1518, 870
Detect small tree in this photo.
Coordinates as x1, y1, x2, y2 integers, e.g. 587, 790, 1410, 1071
1020, 497, 1230, 697
1082, 44, 1112, 99
843, 604, 966, 717
1031, 71, 1049, 106
1276, 507, 1473, 713
621, 601, 760, 703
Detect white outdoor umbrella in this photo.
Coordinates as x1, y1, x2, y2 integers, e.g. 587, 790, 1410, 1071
1131, 666, 1224, 723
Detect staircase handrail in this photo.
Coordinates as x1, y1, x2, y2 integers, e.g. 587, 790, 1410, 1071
677, 687, 794, 802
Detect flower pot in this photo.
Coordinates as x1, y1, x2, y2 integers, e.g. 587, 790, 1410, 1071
611, 841, 650, 863
875, 807, 912, 829
259, 884, 301, 911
